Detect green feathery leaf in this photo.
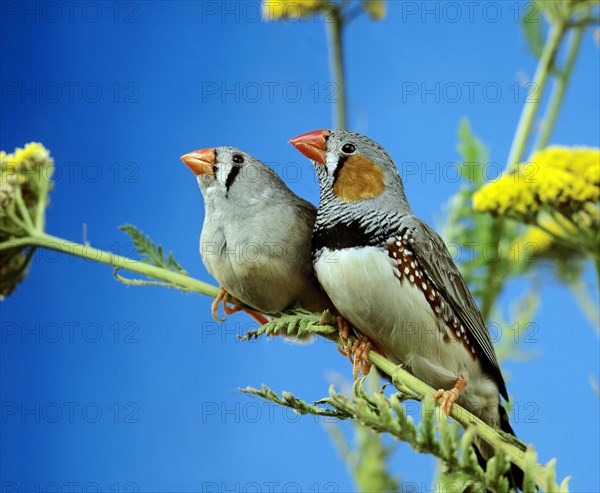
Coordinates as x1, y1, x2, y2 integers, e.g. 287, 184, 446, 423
238, 309, 337, 341
240, 384, 345, 418
119, 224, 188, 275
244, 380, 525, 492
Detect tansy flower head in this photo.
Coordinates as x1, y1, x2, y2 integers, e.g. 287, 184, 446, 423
1, 142, 54, 299
262, 0, 386, 21
263, 0, 323, 20
473, 146, 600, 216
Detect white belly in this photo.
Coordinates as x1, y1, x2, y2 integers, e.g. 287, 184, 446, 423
315, 246, 500, 422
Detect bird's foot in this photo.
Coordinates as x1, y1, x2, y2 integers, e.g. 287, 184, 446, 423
335, 316, 353, 360
211, 287, 269, 325
350, 336, 373, 380
434, 377, 467, 415
329, 316, 378, 378
211, 287, 229, 322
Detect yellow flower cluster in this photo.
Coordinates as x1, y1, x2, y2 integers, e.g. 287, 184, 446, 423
2, 142, 53, 202
1, 142, 54, 298
1, 142, 53, 207
262, 0, 386, 21
1, 142, 50, 169
473, 147, 600, 215
262, 0, 322, 20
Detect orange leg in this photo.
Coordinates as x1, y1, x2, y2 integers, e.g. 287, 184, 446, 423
211, 287, 269, 326
223, 292, 270, 325
433, 377, 468, 415
350, 336, 373, 380
211, 288, 228, 322
335, 316, 354, 360
221, 291, 242, 316
244, 310, 270, 326
332, 316, 381, 380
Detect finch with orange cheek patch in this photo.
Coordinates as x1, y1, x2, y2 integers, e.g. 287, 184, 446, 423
290, 129, 525, 490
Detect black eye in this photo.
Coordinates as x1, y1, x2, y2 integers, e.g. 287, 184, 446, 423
232, 154, 244, 164
212, 165, 218, 175
341, 143, 356, 154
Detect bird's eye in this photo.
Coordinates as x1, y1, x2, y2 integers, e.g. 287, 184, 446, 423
212, 165, 218, 175
232, 154, 244, 164
341, 143, 356, 154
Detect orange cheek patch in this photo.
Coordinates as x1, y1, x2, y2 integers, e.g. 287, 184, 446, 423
332, 155, 385, 202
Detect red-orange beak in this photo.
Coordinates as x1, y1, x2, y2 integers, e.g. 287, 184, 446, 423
289, 129, 329, 165
180, 148, 216, 176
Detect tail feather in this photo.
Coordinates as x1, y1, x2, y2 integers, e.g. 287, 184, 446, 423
498, 404, 526, 491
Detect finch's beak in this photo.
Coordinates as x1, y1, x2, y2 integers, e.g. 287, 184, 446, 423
289, 129, 328, 165
180, 148, 216, 176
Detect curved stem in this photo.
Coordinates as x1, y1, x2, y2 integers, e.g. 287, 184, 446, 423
249, 311, 551, 488
365, 351, 546, 489
293, 324, 548, 490
13, 188, 36, 232
35, 169, 51, 231
532, 222, 587, 253
507, 23, 565, 167
6, 209, 30, 233
0, 229, 555, 489
327, 6, 347, 129
481, 18, 570, 321
535, 26, 585, 150
0, 233, 220, 298
113, 268, 181, 289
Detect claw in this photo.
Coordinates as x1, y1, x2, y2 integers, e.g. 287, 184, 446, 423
211, 288, 228, 322
245, 310, 270, 326
350, 336, 373, 380
336, 316, 353, 361
222, 294, 243, 316
211, 287, 269, 325
434, 377, 467, 415
333, 316, 380, 379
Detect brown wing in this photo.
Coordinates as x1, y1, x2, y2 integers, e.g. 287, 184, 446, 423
398, 215, 508, 400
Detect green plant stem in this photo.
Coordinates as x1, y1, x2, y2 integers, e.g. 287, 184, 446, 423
254, 314, 549, 490
327, 6, 346, 129
535, 26, 585, 150
35, 172, 50, 231
480, 19, 570, 321
365, 350, 547, 489
531, 220, 588, 253
14, 189, 36, 231
6, 209, 30, 232
0, 232, 220, 298
1, 230, 552, 489
506, 23, 565, 167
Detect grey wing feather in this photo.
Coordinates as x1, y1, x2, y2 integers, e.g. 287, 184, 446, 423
400, 215, 508, 400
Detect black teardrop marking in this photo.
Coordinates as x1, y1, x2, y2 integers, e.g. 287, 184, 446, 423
225, 165, 240, 192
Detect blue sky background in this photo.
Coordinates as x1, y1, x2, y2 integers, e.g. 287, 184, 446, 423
1, 1, 599, 492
